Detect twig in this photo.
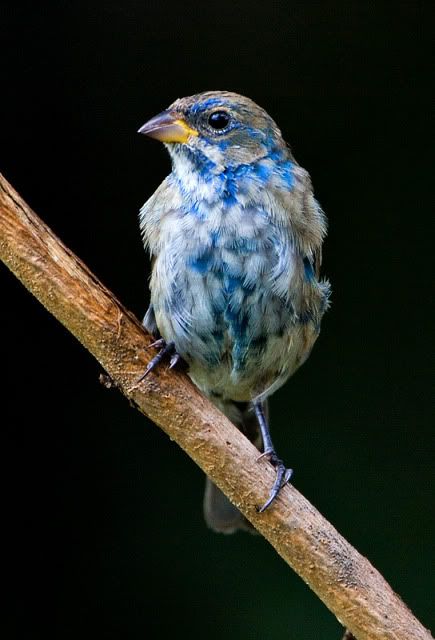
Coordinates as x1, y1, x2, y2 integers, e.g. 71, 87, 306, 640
0, 173, 432, 640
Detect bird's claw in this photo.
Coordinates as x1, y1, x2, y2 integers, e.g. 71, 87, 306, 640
257, 449, 293, 513
147, 338, 166, 350
138, 339, 176, 381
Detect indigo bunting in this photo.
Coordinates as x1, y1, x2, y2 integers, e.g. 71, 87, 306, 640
138, 91, 330, 533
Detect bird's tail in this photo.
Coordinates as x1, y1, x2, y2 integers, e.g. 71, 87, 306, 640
203, 399, 266, 534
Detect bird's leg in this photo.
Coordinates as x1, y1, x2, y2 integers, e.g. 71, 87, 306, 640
138, 339, 178, 381
254, 400, 293, 513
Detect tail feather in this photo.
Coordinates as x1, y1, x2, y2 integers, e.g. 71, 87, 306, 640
203, 478, 255, 534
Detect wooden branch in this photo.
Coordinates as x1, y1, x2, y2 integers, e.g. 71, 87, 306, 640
0, 172, 431, 640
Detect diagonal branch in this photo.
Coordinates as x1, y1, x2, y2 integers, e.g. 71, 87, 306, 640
0, 173, 431, 640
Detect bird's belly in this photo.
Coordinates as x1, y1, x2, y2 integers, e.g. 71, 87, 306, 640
187, 330, 306, 402
152, 247, 312, 401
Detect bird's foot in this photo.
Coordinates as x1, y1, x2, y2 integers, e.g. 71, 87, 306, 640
138, 339, 181, 381
253, 401, 293, 512
256, 449, 293, 513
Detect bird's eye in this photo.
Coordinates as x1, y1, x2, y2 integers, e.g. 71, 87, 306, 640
208, 111, 230, 130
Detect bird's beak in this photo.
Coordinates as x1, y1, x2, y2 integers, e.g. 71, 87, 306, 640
138, 110, 198, 143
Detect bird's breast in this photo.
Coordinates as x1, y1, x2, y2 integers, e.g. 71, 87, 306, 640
151, 197, 301, 388
143, 152, 329, 400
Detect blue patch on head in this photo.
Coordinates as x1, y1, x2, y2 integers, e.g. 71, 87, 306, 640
190, 98, 226, 114
241, 125, 265, 141
215, 137, 231, 151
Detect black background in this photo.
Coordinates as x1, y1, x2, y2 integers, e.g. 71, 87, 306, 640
2, 2, 433, 638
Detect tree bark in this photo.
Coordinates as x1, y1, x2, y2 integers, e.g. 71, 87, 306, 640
0, 173, 432, 640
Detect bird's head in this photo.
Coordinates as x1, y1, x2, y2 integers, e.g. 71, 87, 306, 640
138, 91, 287, 174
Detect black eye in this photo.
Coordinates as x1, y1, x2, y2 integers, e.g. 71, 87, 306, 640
208, 111, 230, 130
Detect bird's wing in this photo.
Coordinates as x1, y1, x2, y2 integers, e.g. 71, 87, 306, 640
278, 164, 330, 324
273, 164, 327, 265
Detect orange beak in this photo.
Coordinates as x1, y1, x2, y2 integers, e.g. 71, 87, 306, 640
138, 110, 198, 143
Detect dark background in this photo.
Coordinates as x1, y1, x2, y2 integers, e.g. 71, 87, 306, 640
2, 2, 433, 638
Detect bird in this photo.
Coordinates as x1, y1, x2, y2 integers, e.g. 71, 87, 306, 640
137, 91, 330, 533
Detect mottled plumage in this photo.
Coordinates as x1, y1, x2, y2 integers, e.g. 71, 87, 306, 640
138, 91, 330, 532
